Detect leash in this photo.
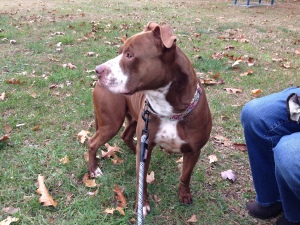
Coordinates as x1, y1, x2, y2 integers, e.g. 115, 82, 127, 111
137, 109, 150, 225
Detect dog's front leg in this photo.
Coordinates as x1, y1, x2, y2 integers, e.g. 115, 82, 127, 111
179, 151, 201, 204
134, 141, 153, 216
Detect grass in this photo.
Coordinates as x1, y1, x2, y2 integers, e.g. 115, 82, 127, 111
1, 0, 300, 224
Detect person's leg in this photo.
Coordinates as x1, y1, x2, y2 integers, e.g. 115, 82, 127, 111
241, 87, 300, 206
274, 132, 300, 223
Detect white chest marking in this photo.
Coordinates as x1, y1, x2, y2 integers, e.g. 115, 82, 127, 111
144, 83, 174, 117
154, 118, 186, 153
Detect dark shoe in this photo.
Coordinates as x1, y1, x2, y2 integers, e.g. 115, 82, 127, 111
276, 215, 300, 225
246, 200, 283, 219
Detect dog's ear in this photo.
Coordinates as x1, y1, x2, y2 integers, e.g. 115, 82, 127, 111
145, 22, 177, 48
144, 21, 160, 32
158, 24, 177, 48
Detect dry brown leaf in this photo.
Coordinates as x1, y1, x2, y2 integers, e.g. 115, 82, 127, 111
295, 49, 300, 55
77, 130, 91, 144
213, 135, 231, 146
113, 184, 127, 208
85, 52, 95, 57
36, 175, 58, 207
104, 208, 115, 214
63, 63, 77, 69
59, 155, 70, 164
30, 92, 37, 98
0, 216, 19, 225
251, 89, 262, 97
84, 152, 89, 162
0, 92, 6, 101
187, 214, 197, 223
0, 134, 9, 142
146, 171, 155, 184
281, 62, 291, 69
121, 35, 127, 43
2, 207, 20, 214
153, 194, 162, 203
5, 123, 12, 133
102, 143, 121, 158
208, 154, 218, 164
111, 157, 124, 164
240, 68, 253, 76
224, 88, 243, 94
32, 124, 40, 131
176, 157, 183, 163
233, 143, 247, 152
5, 78, 25, 85
115, 207, 125, 215
232, 59, 243, 68
82, 173, 97, 188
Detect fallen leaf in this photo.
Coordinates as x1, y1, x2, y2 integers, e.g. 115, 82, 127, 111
121, 35, 127, 43
2, 207, 20, 214
153, 194, 162, 203
0, 134, 9, 142
115, 207, 125, 215
224, 88, 242, 94
84, 152, 89, 162
187, 214, 197, 223
0, 216, 19, 225
77, 130, 91, 144
82, 173, 97, 187
104, 208, 115, 214
102, 143, 121, 158
85, 52, 95, 57
5, 78, 25, 85
295, 49, 300, 55
176, 157, 183, 163
63, 63, 77, 69
272, 57, 284, 62
30, 92, 37, 98
36, 175, 58, 207
213, 135, 231, 146
113, 184, 127, 208
233, 143, 247, 152
146, 171, 155, 184
240, 68, 253, 76
59, 155, 70, 164
111, 157, 124, 164
281, 62, 291, 69
232, 59, 243, 68
32, 124, 40, 131
0, 92, 6, 101
221, 169, 236, 182
87, 187, 99, 196
251, 89, 262, 97
5, 123, 12, 133
208, 154, 218, 164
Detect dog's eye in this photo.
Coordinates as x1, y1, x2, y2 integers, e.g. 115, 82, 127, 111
125, 52, 134, 59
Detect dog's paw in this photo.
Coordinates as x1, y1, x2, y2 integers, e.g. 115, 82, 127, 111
143, 204, 150, 216
179, 184, 193, 204
90, 167, 103, 178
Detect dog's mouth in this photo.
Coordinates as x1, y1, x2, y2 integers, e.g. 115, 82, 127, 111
98, 79, 132, 95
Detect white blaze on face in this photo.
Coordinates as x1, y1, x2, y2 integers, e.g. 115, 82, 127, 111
100, 54, 129, 94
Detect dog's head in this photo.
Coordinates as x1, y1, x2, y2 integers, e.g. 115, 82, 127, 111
95, 22, 177, 95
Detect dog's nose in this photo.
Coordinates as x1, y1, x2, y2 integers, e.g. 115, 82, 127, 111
95, 64, 107, 77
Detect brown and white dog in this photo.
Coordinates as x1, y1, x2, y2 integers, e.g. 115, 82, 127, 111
88, 22, 212, 216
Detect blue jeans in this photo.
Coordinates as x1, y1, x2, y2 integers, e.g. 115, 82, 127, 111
241, 87, 300, 222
